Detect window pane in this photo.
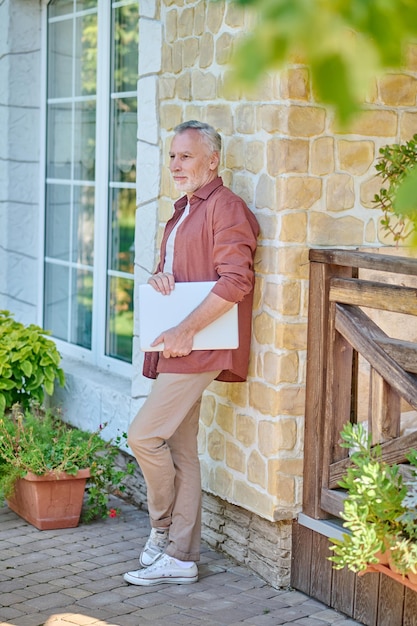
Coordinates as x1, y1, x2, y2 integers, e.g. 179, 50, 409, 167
107, 276, 133, 362
47, 103, 72, 179
76, 0, 97, 10
44, 263, 69, 340
108, 188, 135, 273
75, 13, 97, 96
70, 268, 93, 349
112, 3, 139, 93
45, 184, 71, 260
73, 185, 95, 265
110, 97, 137, 183
48, 0, 74, 18
73, 101, 96, 180
48, 19, 73, 99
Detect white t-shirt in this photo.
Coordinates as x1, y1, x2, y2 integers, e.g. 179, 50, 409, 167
164, 202, 190, 274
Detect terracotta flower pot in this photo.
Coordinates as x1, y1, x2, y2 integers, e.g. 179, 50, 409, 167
7, 469, 90, 530
407, 571, 417, 585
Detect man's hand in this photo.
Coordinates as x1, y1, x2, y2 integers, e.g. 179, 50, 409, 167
151, 325, 194, 358
148, 272, 175, 295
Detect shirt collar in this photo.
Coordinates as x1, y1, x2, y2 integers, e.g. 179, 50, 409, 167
174, 177, 223, 211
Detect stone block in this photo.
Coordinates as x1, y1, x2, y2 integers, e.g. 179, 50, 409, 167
200, 393, 216, 426
233, 480, 275, 520
249, 382, 282, 417
216, 402, 235, 435
341, 109, 397, 137
253, 311, 275, 344
178, 6, 194, 38
262, 350, 299, 385
216, 32, 233, 65
165, 9, 177, 43
207, 0, 224, 33
309, 212, 364, 246
159, 76, 176, 99
232, 174, 254, 206
175, 72, 191, 99
400, 111, 417, 141
280, 68, 310, 101
379, 73, 417, 106
288, 106, 326, 137
326, 173, 355, 211
213, 380, 249, 407
191, 70, 217, 99
225, 136, 245, 169
236, 414, 257, 447
139, 19, 162, 75
183, 37, 199, 68
268, 457, 304, 477
160, 104, 183, 131
199, 32, 214, 68
275, 323, 307, 351
311, 136, 334, 175
259, 104, 288, 134
161, 42, 172, 73
265, 280, 301, 316
255, 174, 276, 210
280, 212, 307, 243
269, 472, 296, 506
245, 141, 264, 174
194, 1, 206, 35
206, 104, 233, 135
225, 2, 246, 28
338, 139, 375, 175
172, 40, 183, 73
207, 428, 225, 461
212, 465, 234, 499
258, 419, 297, 456
226, 441, 246, 473
248, 450, 266, 488
277, 176, 322, 210
235, 104, 256, 133
360, 174, 384, 208
277, 247, 309, 279
267, 139, 309, 176
256, 213, 279, 240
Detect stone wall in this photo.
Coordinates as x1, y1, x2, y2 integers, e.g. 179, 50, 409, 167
0, 0, 42, 323
154, 0, 417, 533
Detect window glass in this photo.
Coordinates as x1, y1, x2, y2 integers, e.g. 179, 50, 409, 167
45, 0, 138, 367
107, 276, 134, 362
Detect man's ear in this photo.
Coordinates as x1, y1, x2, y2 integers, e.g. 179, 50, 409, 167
209, 151, 220, 171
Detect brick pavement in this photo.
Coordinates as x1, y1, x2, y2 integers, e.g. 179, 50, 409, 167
0, 496, 361, 626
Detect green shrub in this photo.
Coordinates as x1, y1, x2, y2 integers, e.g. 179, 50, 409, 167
0, 310, 65, 412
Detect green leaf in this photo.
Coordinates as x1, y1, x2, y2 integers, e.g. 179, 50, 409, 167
20, 361, 33, 378
393, 167, 417, 217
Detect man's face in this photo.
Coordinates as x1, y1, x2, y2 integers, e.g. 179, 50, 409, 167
169, 129, 219, 197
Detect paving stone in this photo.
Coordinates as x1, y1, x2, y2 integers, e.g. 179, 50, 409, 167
0, 499, 362, 626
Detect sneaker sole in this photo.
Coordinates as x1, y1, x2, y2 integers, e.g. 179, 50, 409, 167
124, 572, 198, 586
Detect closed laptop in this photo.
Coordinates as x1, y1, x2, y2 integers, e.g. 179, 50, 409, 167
139, 281, 239, 351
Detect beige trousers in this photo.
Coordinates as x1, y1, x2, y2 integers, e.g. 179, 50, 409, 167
128, 370, 220, 562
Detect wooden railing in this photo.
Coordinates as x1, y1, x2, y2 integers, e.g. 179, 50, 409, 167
303, 248, 417, 521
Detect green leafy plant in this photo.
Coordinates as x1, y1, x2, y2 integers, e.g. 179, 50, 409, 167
0, 403, 135, 521
329, 422, 417, 575
0, 311, 65, 413
373, 135, 417, 245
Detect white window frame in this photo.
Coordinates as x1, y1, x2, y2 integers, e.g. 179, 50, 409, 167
39, 0, 138, 378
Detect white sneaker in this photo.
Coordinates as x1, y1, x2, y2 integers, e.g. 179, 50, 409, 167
124, 554, 198, 586
139, 527, 169, 567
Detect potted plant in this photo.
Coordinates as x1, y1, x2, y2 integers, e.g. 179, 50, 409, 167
0, 402, 135, 530
329, 422, 417, 587
0, 310, 65, 413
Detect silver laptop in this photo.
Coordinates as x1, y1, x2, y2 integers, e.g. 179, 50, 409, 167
139, 281, 239, 351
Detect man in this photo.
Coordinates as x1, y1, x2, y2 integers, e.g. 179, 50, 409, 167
124, 120, 259, 586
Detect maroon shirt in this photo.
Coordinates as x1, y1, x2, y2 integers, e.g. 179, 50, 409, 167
143, 177, 259, 382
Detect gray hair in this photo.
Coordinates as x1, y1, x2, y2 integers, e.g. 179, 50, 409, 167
174, 120, 222, 154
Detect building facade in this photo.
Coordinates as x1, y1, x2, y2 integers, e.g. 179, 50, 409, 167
2, 0, 417, 587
